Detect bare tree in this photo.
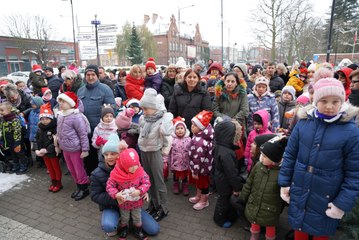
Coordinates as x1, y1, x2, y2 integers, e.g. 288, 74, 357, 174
252, 0, 291, 61
4, 14, 54, 65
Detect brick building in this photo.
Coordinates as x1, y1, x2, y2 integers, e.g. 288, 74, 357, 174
0, 36, 79, 76
314, 53, 359, 65
153, 15, 209, 66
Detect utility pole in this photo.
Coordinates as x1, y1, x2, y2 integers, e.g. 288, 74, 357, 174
70, 0, 77, 63
326, 0, 336, 63
91, 14, 101, 66
221, 0, 224, 65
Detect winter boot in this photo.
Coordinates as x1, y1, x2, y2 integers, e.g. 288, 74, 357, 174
193, 194, 209, 210
71, 184, 81, 198
16, 164, 28, 175
134, 226, 148, 240
189, 188, 201, 204
118, 225, 128, 240
74, 183, 89, 201
49, 180, 56, 192
250, 231, 260, 240
152, 205, 168, 222
9, 164, 20, 174
52, 180, 63, 193
172, 181, 179, 194
182, 182, 189, 196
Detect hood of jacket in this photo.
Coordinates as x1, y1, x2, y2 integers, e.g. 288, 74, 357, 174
337, 67, 353, 96
214, 121, 235, 148
297, 102, 359, 123
252, 109, 270, 133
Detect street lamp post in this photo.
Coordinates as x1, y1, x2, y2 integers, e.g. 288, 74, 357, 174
326, 0, 336, 62
177, 5, 194, 63
61, 0, 77, 63
232, 43, 237, 63
91, 15, 101, 66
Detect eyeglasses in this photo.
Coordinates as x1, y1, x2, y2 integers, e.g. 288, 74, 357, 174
352, 80, 359, 84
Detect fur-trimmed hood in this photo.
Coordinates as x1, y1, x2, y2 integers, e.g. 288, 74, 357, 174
297, 102, 359, 123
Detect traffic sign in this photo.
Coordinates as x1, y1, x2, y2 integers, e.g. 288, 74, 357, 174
98, 24, 118, 33
91, 20, 101, 25
77, 34, 95, 41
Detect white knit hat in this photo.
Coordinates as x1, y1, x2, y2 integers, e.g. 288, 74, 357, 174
139, 88, 158, 110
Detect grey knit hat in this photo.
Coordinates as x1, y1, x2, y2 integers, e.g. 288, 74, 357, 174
140, 88, 158, 110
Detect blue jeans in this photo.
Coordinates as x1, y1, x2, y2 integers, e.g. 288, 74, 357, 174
101, 208, 160, 236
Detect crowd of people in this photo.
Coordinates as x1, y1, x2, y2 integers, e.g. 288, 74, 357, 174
0, 57, 359, 240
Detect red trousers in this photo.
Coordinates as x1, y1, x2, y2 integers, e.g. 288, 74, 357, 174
294, 230, 329, 240
251, 223, 275, 238
43, 156, 62, 181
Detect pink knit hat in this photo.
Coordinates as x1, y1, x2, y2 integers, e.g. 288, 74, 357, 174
115, 108, 135, 129
296, 95, 310, 105
313, 78, 345, 105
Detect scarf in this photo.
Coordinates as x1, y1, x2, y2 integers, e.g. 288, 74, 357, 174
110, 162, 146, 183
12, 95, 22, 108
142, 111, 164, 138
314, 108, 343, 123
59, 108, 77, 116
3, 112, 17, 121
215, 79, 246, 100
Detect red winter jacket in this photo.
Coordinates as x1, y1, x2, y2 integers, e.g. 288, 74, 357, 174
124, 74, 145, 103
337, 67, 353, 100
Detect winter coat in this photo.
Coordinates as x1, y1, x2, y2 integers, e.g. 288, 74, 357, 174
168, 83, 212, 130
0, 113, 22, 149
240, 162, 283, 226
124, 75, 145, 102
56, 110, 90, 152
14, 90, 32, 118
169, 132, 191, 172
286, 70, 304, 94
349, 89, 359, 107
31, 75, 47, 96
100, 76, 115, 92
77, 80, 115, 132
138, 111, 173, 152
90, 161, 119, 211
160, 77, 175, 109
247, 92, 280, 132
106, 169, 151, 210
46, 74, 64, 100
213, 82, 249, 128
244, 109, 273, 170
28, 109, 40, 142
278, 104, 359, 236
279, 72, 289, 85
337, 68, 353, 100
114, 83, 127, 101
145, 71, 163, 93
35, 119, 57, 158
269, 74, 284, 93
214, 121, 244, 196
91, 120, 118, 149
189, 124, 214, 176
278, 99, 296, 129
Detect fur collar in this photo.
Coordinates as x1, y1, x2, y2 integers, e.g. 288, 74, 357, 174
297, 102, 359, 123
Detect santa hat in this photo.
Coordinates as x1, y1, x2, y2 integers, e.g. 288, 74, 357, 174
41, 87, 52, 95
102, 133, 120, 154
173, 116, 186, 129
313, 78, 345, 105
39, 103, 54, 119
145, 58, 156, 72
115, 108, 135, 129
57, 92, 78, 109
191, 110, 213, 130
0, 80, 8, 87
119, 148, 140, 173
260, 135, 288, 163
32, 64, 43, 73
126, 98, 140, 108
300, 68, 308, 75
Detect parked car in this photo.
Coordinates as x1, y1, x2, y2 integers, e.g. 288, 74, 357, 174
7, 71, 30, 85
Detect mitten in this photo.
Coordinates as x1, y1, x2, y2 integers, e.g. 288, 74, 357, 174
39, 148, 47, 155
95, 136, 106, 146
35, 150, 42, 156
280, 187, 290, 204
125, 108, 135, 118
326, 202, 344, 219
80, 151, 89, 159
162, 112, 173, 123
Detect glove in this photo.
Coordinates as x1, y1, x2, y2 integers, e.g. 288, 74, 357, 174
35, 150, 42, 157
95, 136, 107, 146
280, 187, 290, 204
39, 148, 47, 155
80, 151, 89, 159
162, 112, 173, 123
55, 147, 61, 156
326, 202, 344, 219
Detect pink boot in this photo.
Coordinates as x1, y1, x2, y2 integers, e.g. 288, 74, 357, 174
193, 194, 209, 210
172, 181, 179, 194
182, 182, 189, 196
189, 188, 201, 204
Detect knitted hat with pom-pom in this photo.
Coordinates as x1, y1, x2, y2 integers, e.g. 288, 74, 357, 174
115, 108, 135, 129
145, 58, 156, 72
102, 133, 120, 154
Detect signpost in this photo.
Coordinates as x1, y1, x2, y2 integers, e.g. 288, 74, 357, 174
91, 15, 101, 66
98, 24, 118, 33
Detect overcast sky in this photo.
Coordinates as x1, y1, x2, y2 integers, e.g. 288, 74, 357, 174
1, 0, 332, 48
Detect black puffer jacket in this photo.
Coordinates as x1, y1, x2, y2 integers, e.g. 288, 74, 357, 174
213, 121, 244, 196
90, 161, 118, 211
35, 119, 57, 158
269, 74, 284, 93
160, 77, 175, 109
168, 82, 212, 129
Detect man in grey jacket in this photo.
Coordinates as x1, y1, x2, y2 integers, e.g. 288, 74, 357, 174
77, 65, 115, 175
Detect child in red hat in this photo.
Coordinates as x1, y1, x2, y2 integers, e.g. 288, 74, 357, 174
169, 116, 191, 195
188, 110, 214, 210
35, 103, 62, 192
144, 58, 162, 93
106, 145, 151, 240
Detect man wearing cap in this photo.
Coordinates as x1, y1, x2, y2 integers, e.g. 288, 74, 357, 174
77, 64, 115, 175
45, 67, 63, 100
194, 61, 207, 77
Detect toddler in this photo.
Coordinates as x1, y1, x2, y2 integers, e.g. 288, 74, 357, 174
106, 146, 150, 240
144, 58, 162, 93
188, 110, 214, 210
124, 65, 145, 103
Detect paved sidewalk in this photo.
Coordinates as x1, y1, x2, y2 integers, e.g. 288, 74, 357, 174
0, 162, 344, 240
